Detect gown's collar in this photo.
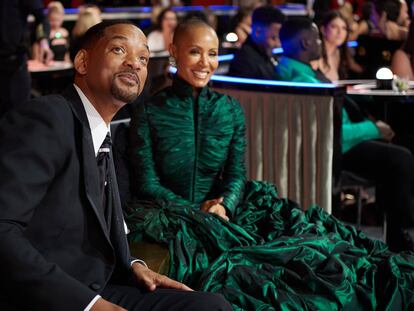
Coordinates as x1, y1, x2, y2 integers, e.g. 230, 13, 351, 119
172, 75, 209, 99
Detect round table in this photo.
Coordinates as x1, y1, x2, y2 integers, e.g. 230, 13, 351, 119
28, 60, 74, 96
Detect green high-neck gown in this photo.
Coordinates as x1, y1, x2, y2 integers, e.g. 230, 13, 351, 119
128, 77, 414, 311
130, 76, 246, 216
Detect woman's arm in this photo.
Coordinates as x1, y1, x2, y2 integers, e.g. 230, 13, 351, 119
218, 98, 247, 216
129, 104, 195, 207
391, 49, 414, 80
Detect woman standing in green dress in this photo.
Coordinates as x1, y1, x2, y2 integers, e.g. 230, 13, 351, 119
128, 19, 414, 310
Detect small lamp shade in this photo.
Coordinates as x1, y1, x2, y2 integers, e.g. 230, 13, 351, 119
376, 67, 393, 89
225, 32, 238, 43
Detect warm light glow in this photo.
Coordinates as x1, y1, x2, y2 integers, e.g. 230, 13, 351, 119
376, 67, 393, 80
225, 32, 238, 43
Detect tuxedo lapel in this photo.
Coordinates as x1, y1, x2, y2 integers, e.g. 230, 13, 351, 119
62, 86, 111, 243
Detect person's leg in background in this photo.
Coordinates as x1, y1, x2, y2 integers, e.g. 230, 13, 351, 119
342, 140, 414, 252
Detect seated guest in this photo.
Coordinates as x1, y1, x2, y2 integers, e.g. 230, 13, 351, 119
357, 0, 410, 41
318, 11, 363, 81
70, 5, 102, 61
379, 0, 410, 41
33, 1, 70, 62
126, 18, 414, 310
147, 7, 178, 55
228, 5, 285, 79
391, 18, 414, 79
227, 7, 253, 47
0, 20, 231, 311
275, 19, 326, 82
276, 18, 414, 252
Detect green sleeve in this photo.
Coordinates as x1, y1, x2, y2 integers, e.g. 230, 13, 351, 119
342, 108, 381, 153
130, 104, 195, 207
219, 98, 247, 216
291, 74, 320, 83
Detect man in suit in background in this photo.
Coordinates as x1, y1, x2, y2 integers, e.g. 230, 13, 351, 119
275, 18, 414, 252
0, 21, 232, 311
228, 5, 285, 80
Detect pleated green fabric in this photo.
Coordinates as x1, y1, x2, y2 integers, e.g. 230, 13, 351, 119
128, 77, 414, 310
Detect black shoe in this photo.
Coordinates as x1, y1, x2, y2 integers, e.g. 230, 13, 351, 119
388, 229, 414, 252
400, 229, 414, 252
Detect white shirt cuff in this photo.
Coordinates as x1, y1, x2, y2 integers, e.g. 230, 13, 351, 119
131, 259, 147, 268
84, 295, 101, 311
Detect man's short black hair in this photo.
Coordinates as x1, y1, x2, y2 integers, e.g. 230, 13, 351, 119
279, 18, 314, 45
78, 20, 137, 52
252, 6, 286, 27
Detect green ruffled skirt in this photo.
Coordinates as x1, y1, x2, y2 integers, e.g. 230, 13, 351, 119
126, 181, 414, 310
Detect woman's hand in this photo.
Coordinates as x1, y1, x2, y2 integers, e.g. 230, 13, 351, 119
376, 120, 395, 141
200, 197, 229, 221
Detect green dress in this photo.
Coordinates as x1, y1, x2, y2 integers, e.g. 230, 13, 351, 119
128, 77, 414, 310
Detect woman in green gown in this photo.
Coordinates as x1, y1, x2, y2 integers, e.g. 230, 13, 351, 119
127, 19, 414, 310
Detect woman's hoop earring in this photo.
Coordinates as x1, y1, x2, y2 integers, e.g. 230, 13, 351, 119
169, 56, 176, 67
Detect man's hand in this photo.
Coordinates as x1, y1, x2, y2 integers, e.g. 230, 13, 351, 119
90, 298, 127, 311
200, 197, 229, 221
376, 120, 395, 141
38, 38, 54, 65
131, 262, 193, 292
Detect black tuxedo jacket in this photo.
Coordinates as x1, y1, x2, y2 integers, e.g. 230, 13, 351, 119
0, 86, 134, 310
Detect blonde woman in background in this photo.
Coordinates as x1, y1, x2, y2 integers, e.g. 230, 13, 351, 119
69, 5, 102, 61
33, 1, 70, 62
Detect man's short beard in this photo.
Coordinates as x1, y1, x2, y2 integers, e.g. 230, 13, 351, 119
111, 81, 140, 103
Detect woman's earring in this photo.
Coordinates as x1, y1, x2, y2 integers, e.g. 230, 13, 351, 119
169, 56, 176, 67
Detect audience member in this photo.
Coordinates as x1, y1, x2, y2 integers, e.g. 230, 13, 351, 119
275, 19, 326, 82
352, 1, 378, 39
0, 0, 53, 118
0, 20, 232, 311
370, 0, 410, 40
391, 17, 414, 79
147, 7, 178, 55
276, 18, 414, 252
228, 7, 253, 47
228, 5, 285, 79
318, 11, 363, 81
70, 5, 102, 61
34, 1, 70, 62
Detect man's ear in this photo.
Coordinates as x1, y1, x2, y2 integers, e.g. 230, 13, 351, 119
168, 43, 177, 59
320, 25, 326, 37
253, 25, 264, 40
74, 49, 88, 75
300, 33, 310, 50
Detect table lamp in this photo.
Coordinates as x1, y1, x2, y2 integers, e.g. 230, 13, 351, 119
376, 67, 394, 90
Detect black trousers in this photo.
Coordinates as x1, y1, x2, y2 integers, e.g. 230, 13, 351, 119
342, 140, 414, 249
0, 61, 31, 118
102, 284, 233, 311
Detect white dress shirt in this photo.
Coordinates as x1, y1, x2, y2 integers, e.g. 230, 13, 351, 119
73, 85, 146, 310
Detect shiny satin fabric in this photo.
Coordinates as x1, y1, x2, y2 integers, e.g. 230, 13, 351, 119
214, 89, 334, 213
127, 181, 414, 310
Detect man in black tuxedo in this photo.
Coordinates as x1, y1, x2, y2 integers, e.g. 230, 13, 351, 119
0, 21, 232, 311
